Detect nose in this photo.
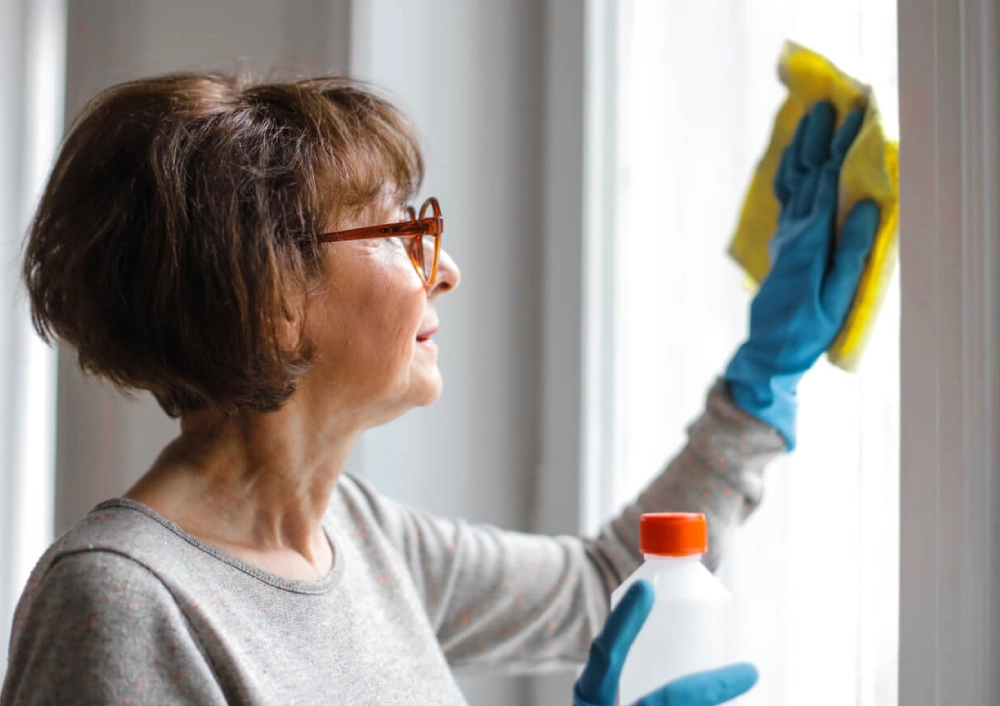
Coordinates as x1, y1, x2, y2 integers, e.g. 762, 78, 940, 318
429, 248, 461, 297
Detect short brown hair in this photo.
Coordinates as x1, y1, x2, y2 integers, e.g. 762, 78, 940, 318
23, 73, 424, 417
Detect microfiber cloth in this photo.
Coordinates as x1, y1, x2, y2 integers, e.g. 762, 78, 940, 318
728, 41, 899, 372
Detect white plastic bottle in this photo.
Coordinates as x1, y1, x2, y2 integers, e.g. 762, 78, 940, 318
611, 512, 735, 704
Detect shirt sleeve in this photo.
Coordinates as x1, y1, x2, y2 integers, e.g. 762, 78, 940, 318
349, 379, 785, 675
604, 379, 787, 574
1, 551, 228, 706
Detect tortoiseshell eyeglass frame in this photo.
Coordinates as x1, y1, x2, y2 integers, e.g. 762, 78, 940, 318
316, 197, 443, 287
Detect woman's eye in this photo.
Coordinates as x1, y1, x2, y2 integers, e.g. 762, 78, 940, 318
388, 236, 413, 255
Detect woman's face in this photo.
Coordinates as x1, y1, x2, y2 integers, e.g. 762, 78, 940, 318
302, 199, 460, 429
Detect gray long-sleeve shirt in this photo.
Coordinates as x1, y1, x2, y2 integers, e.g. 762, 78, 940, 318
1, 381, 784, 705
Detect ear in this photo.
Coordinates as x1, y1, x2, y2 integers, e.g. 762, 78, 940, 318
276, 289, 307, 355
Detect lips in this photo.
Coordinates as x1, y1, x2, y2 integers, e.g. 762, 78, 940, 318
416, 325, 439, 343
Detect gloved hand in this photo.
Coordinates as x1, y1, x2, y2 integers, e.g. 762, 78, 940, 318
724, 101, 881, 449
574, 580, 758, 705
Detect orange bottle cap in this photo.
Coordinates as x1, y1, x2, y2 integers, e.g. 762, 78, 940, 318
639, 513, 708, 556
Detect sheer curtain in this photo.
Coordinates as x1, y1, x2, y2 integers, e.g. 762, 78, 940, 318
605, 2, 899, 704
0, 0, 64, 669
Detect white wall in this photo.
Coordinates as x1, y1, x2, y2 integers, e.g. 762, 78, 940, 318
56, 2, 545, 704
349, 1, 546, 702
348, 0, 542, 534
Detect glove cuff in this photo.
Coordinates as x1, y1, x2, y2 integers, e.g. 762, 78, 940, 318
724, 354, 801, 450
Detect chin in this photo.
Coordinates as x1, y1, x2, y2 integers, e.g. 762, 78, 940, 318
413, 373, 443, 407
367, 378, 442, 429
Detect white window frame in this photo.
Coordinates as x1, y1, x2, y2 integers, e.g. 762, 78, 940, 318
0, 0, 64, 666
531, 0, 616, 701
535, 0, 1000, 703
535, 0, 619, 541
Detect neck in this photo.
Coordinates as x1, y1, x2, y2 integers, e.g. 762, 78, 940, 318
125, 395, 362, 580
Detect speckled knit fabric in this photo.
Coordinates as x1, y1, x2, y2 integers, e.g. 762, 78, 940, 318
1, 380, 784, 705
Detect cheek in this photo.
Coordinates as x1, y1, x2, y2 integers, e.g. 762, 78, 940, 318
347, 265, 425, 365
386, 294, 425, 361
308, 246, 428, 391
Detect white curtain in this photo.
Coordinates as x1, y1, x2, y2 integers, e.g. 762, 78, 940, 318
606, 1, 898, 704
0, 0, 65, 667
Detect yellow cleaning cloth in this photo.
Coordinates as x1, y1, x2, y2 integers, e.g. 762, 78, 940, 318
728, 41, 899, 372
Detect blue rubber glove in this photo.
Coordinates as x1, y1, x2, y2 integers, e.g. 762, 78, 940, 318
574, 580, 758, 706
724, 101, 881, 449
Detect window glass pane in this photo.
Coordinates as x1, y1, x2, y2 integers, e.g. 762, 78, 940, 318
609, 2, 898, 704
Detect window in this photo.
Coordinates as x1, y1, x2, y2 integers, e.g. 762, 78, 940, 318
602, 2, 899, 703
0, 0, 63, 666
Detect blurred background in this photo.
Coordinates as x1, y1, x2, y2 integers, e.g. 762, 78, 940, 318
0, 2, 900, 705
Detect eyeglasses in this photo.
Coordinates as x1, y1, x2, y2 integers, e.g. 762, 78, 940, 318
316, 197, 443, 287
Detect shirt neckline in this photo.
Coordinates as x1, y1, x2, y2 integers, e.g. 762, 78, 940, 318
93, 497, 345, 595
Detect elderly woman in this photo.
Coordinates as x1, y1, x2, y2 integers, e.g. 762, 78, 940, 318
1, 75, 875, 705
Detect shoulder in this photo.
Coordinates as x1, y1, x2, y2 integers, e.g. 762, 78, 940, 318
328, 472, 394, 523
6, 546, 183, 676
14, 502, 192, 626
4, 534, 221, 706
50, 499, 183, 557
15, 537, 177, 628
327, 472, 418, 551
